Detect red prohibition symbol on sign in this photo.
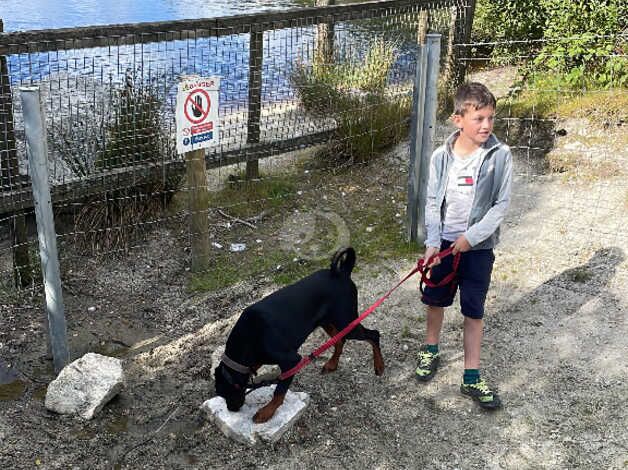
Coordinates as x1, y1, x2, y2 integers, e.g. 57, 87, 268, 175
184, 88, 211, 124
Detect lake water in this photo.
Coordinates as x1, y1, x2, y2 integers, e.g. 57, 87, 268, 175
0, 0, 310, 32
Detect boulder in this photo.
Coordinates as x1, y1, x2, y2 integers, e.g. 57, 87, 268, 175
45, 353, 124, 419
201, 385, 309, 445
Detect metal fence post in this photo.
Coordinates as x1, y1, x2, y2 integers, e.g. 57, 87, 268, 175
407, 34, 442, 244
406, 37, 428, 242
20, 86, 69, 373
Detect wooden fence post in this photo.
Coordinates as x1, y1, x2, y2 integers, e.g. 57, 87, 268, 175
246, 26, 264, 180
0, 18, 32, 287
185, 148, 210, 272
316, 0, 336, 65
450, 0, 477, 89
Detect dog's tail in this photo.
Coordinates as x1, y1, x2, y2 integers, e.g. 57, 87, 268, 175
330, 247, 356, 277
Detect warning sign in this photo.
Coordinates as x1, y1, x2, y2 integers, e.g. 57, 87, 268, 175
176, 76, 220, 154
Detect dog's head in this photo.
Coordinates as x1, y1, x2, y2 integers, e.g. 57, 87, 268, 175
214, 362, 248, 411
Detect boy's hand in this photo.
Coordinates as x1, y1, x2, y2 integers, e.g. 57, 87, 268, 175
451, 235, 471, 255
422, 246, 441, 268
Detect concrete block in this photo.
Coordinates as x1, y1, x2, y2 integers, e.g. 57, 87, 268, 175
201, 385, 309, 445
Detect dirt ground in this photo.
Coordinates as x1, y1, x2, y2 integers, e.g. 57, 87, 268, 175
1, 108, 627, 469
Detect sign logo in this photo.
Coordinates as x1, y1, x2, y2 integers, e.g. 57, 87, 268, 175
176, 76, 220, 155
184, 89, 211, 124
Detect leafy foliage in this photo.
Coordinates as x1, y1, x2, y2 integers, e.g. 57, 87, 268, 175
292, 40, 411, 162
533, 0, 626, 88
473, 0, 627, 88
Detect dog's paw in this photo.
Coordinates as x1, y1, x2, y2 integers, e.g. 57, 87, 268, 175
374, 361, 385, 376
253, 406, 274, 423
321, 361, 338, 374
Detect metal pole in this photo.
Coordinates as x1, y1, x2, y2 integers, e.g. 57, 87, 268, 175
416, 34, 442, 240
406, 41, 428, 242
20, 86, 69, 373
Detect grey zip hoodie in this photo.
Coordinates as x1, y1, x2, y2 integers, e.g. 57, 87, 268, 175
424, 131, 513, 250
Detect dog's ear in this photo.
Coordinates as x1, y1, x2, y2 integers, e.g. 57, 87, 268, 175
330, 247, 356, 276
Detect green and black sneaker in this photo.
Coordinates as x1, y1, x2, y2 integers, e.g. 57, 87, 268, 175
415, 346, 440, 381
460, 379, 502, 410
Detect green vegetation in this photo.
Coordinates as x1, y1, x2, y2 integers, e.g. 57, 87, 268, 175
187, 169, 421, 293
208, 174, 296, 218
74, 78, 181, 253
292, 40, 411, 162
473, 0, 627, 89
497, 84, 627, 121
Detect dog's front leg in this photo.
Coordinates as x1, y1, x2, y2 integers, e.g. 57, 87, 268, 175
253, 392, 286, 423
253, 379, 292, 423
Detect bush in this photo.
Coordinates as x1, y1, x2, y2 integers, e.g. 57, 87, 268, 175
292, 40, 411, 163
472, 0, 547, 63
533, 0, 627, 88
74, 76, 181, 253
473, 0, 627, 88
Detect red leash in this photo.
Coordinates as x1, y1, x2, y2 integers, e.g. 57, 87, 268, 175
419, 245, 461, 294
278, 246, 458, 381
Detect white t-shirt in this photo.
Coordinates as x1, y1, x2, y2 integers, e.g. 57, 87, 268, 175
442, 147, 483, 242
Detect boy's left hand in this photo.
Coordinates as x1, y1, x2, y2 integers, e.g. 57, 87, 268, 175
451, 235, 471, 254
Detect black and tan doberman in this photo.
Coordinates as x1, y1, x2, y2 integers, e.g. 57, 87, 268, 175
214, 247, 384, 423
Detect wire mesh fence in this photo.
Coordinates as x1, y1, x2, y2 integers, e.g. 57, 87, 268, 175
0, 0, 468, 294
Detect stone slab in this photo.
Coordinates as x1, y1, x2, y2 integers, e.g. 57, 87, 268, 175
201, 385, 309, 445
45, 353, 124, 420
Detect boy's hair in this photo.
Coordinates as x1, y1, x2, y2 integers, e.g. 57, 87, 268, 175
453, 82, 496, 116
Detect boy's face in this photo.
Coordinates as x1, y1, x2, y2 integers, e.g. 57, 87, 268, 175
453, 105, 495, 146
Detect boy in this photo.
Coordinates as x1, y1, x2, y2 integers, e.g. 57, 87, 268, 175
415, 82, 512, 409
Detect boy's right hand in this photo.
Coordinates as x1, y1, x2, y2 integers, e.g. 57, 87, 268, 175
422, 246, 441, 268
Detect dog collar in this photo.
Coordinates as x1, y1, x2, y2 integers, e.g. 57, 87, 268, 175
221, 354, 252, 375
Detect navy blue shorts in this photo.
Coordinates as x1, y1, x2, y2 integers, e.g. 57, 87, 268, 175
420, 240, 495, 319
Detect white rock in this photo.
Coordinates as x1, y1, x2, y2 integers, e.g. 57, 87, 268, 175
201, 386, 309, 445
45, 353, 124, 420
230, 243, 246, 252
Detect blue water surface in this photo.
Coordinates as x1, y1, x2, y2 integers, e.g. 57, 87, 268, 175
1, 0, 416, 120
0, 0, 306, 32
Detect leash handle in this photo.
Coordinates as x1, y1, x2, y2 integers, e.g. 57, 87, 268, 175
418, 245, 460, 291
279, 262, 423, 381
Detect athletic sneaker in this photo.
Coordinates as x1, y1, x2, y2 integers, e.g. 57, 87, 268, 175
460, 378, 502, 409
415, 346, 440, 381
